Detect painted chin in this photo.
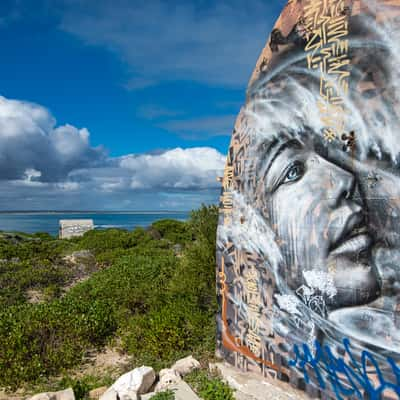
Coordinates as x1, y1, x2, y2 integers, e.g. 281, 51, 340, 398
324, 254, 380, 308
325, 230, 379, 307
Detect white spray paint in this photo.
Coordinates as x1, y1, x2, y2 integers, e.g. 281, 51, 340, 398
303, 270, 337, 299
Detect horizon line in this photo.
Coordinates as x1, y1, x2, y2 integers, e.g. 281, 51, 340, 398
0, 210, 192, 214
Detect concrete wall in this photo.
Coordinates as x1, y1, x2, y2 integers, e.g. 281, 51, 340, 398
216, 1, 400, 398
59, 219, 94, 239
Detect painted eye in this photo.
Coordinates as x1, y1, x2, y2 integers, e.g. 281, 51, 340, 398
283, 162, 304, 183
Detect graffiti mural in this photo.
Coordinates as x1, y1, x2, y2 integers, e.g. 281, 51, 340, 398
216, 0, 400, 398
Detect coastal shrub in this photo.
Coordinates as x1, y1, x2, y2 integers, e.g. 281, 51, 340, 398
121, 299, 214, 368
198, 378, 234, 400
72, 227, 163, 266
0, 297, 117, 387
151, 219, 191, 244
0, 237, 62, 261
121, 205, 218, 367
168, 205, 218, 309
187, 204, 218, 249
68, 248, 177, 317
0, 259, 71, 307
58, 375, 115, 400
74, 228, 150, 254
32, 232, 54, 241
64, 379, 90, 400
186, 370, 234, 400
0, 205, 219, 389
151, 390, 175, 400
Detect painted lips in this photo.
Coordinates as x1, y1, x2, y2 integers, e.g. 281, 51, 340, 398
329, 211, 372, 258
330, 232, 372, 257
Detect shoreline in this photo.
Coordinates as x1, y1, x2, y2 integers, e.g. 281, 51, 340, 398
0, 210, 190, 215
0, 212, 190, 237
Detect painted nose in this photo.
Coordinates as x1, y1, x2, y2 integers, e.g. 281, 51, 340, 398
323, 158, 356, 206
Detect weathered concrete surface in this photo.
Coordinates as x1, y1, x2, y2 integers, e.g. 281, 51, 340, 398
171, 356, 201, 377
114, 366, 155, 395
140, 381, 200, 400
154, 369, 182, 392
28, 388, 75, 400
210, 363, 310, 400
59, 219, 94, 239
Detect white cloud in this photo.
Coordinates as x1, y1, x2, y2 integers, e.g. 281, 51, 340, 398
18, 168, 46, 188
119, 147, 225, 189
24, 168, 42, 181
0, 95, 225, 210
50, 124, 90, 159
0, 95, 105, 182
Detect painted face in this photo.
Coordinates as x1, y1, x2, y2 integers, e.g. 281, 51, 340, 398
262, 140, 381, 309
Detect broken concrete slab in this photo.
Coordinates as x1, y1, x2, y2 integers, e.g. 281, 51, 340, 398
111, 366, 155, 396
209, 362, 309, 400
171, 356, 201, 377
140, 380, 200, 400
28, 388, 75, 400
155, 368, 182, 392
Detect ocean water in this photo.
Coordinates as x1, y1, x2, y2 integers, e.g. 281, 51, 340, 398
0, 212, 190, 237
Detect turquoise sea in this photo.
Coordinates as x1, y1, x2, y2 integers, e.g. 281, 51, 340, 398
0, 212, 190, 237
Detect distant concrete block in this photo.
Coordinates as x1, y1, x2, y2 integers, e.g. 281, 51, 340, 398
59, 219, 94, 239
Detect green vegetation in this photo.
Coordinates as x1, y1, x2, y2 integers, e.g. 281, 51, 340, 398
0, 205, 218, 391
151, 390, 176, 400
151, 219, 191, 244
0, 231, 94, 307
186, 370, 235, 400
57, 375, 114, 400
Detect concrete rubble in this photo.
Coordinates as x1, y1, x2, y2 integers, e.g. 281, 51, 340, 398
100, 366, 156, 400
92, 357, 201, 400
141, 381, 200, 400
171, 355, 201, 377
24, 356, 311, 400
26, 355, 202, 400
28, 388, 75, 400
209, 362, 309, 400
154, 368, 182, 392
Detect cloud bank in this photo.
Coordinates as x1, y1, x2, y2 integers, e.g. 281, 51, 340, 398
0, 95, 225, 210
0, 96, 105, 182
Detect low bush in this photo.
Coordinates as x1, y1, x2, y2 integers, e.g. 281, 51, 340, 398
57, 375, 114, 400
0, 205, 219, 389
151, 390, 175, 400
120, 205, 218, 368
74, 228, 148, 255
0, 297, 116, 387
0, 250, 73, 308
151, 219, 191, 244
0, 234, 73, 262
121, 300, 214, 369
186, 370, 234, 400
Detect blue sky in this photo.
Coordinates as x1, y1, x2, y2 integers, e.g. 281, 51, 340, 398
0, 0, 284, 210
